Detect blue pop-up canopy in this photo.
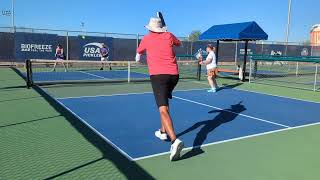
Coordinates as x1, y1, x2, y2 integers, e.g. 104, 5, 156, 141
199, 21, 268, 41
199, 21, 268, 81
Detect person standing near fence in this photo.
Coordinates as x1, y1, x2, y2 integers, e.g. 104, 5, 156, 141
52, 44, 67, 72
135, 17, 184, 161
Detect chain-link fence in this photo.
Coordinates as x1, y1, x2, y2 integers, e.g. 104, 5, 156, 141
0, 26, 319, 64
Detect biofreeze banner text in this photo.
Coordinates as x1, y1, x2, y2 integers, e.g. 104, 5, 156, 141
15, 32, 58, 61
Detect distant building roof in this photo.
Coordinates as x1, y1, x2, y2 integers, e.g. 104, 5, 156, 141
311, 24, 320, 32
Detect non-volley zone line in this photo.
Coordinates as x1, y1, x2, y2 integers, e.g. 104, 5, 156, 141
173, 95, 290, 128
78, 71, 106, 79
57, 88, 209, 100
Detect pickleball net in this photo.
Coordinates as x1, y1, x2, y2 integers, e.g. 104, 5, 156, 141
249, 55, 320, 91
25, 59, 201, 87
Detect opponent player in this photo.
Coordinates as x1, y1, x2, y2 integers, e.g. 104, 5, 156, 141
100, 43, 112, 70
199, 44, 219, 92
52, 44, 67, 72
136, 16, 184, 161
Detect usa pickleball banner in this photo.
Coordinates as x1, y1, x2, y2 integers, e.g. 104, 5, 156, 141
78, 36, 113, 61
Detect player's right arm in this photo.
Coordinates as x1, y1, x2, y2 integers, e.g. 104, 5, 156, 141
171, 34, 181, 47
201, 53, 213, 65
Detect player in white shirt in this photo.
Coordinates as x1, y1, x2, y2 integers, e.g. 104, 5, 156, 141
199, 44, 219, 92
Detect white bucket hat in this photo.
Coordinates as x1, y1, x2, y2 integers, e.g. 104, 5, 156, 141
145, 17, 167, 33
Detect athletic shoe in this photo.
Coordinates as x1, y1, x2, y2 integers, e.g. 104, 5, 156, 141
109, 66, 112, 70
207, 88, 217, 93
170, 139, 184, 161
155, 130, 168, 141
100, 67, 103, 71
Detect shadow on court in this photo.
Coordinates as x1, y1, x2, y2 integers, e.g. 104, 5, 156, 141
0, 85, 27, 90
0, 115, 62, 128
33, 86, 155, 180
221, 82, 243, 89
177, 102, 246, 160
0, 96, 41, 103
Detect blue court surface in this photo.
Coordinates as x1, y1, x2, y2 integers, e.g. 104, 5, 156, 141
56, 88, 320, 160
30, 70, 149, 82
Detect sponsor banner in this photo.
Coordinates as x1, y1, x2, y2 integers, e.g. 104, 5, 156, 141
237, 43, 257, 61
14, 32, 58, 60
287, 45, 311, 56
78, 36, 113, 61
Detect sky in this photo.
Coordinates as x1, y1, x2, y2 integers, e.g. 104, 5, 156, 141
0, 0, 319, 42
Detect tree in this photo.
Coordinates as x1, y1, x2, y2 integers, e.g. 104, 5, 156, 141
188, 30, 201, 41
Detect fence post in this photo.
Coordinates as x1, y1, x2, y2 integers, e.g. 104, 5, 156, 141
136, 34, 139, 50
128, 61, 131, 83
249, 59, 252, 83
314, 63, 318, 91
66, 31, 69, 60
234, 41, 238, 65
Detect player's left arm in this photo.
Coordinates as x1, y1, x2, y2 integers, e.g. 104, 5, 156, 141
136, 38, 147, 62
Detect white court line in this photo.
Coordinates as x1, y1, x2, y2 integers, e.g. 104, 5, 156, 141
57, 88, 208, 100
192, 81, 320, 104
236, 88, 320, 104
37, 87, 134, 161
56, 99, 134, 161
173, 96, 290, 128
134, 121, 320, 161
79, 71, 106, 79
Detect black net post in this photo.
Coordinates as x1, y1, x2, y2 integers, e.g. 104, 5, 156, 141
26, 59, 33, 88
197, 63, 201, 81
242, 40, 249, 82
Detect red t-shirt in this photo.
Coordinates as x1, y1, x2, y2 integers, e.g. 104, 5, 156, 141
137, 32, 181, 75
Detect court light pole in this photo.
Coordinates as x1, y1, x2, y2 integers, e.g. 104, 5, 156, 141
12, 0, 15, 31
285, 0, 292, 55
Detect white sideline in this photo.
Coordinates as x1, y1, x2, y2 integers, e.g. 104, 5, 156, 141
56, 98, 134, 161
134, 121, 320, 161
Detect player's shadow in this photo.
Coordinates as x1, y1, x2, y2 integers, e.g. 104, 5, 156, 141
177, 102, 246, 160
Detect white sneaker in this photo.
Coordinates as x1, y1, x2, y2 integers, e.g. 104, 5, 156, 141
170, 139, 184, 161
155, 130, 168, 141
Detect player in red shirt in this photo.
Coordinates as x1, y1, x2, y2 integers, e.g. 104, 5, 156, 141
136, 17, 184, 161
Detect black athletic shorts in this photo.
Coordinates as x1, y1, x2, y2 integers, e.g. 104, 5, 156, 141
150, 74, 179, 107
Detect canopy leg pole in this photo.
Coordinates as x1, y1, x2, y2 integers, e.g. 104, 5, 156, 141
242, 40, 249, 82
216, 40, 220, 64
